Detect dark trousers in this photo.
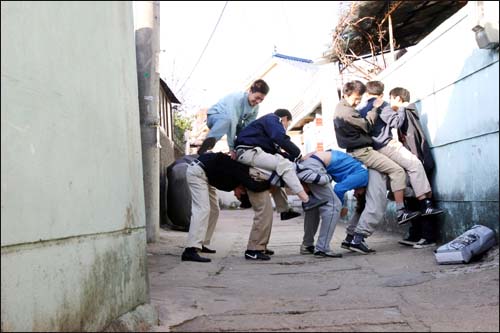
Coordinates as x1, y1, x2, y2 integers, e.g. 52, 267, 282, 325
405, 197, 439, 242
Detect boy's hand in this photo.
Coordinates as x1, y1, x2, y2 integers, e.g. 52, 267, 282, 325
372, 97, 384, 108
230, 150, 237, 160
340, 207, 349, 218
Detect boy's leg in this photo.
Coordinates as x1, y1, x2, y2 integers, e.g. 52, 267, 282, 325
237, 148, 305, 195
308, 183, 340, 254
303, 208, 320, 247
185, 165, 211, 250
246, 189, 274, 252
203, 184, 220, 246
354, 169, 388, 237
198, 114, 231, 154
350, 147, 407, 193
271, 187, 290, 213
378, 140, 431, 198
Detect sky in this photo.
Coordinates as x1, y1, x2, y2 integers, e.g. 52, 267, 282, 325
159, 1, 341, 114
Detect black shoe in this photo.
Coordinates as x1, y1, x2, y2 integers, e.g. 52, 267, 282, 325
397, 209, 421, 225
245, 250, 270, 261
264, 249, 274, 255
419, 199, 445, 217
302, 196, 329, 211
314, 250, 343, 258
421, 206, 445, 217
181, 248, 211, 262
300, 244, 315, 255
349, 241, 375, 254
341, 240, 353, 251
201, 246, 216, 253
197, 137, 217, 155
280, 210, 301, 220
341, 235, 354, 250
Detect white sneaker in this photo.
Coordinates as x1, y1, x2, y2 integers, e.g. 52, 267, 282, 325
413, 239, 436, 249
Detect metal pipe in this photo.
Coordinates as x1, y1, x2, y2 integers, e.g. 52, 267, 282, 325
134, 1, 160, 243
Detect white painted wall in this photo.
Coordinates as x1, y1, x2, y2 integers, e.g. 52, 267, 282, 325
1, 1, 148, 331
376, 3, 499, 239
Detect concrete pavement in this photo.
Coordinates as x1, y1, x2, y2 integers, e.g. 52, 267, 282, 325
147, 208, 499, 332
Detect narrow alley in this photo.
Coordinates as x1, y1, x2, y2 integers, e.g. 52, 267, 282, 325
147, 209, 499, 332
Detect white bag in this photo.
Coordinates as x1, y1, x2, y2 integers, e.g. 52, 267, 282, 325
434, 225, 497, 264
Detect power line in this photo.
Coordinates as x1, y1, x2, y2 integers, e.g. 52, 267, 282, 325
178, 1, 228, 93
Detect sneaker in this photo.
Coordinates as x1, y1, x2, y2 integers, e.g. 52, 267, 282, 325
181, 248, 211, 263
341, 235, 354, 250
314, 250, 343, 258
200, 246, 216, 253
197, 137, 216, 155
300, 244, 315, 255
413, 239, 436, 249
397, 209, 421, 225
341, 240, 353, 251
421, 206, 445, 217
302, 196, 329, 211
349, 241, 376, 254
245, 250, 271, 261
280, 210, 301, 220
264, 249, 274, 255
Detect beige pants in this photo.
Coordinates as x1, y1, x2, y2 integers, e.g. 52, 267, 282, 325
237, 147, 304, 194
185, 164, 220, 249
349, 146, 407, 192
247, 189, 274, 251
378, 139, 431, 197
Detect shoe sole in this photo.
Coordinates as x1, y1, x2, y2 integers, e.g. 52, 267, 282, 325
314, 254, 343, 258
413, 243, 436, 249
349, 247, 371, 255
245, 254, 270, 261
300, 251, 314, 255
397, 213, 421, 225
341, 244, 355, 252
398, 240, 418, 246
181, 257, 211, 263
421, 210, 444, 217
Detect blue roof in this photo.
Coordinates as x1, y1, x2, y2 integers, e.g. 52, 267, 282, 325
272, 53, 313, 64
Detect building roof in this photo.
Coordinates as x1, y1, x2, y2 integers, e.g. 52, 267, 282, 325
160, 78, 181, 104
272, 53, 313, 64
324, 1, 467, 63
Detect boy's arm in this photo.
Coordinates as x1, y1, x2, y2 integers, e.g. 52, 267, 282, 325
295, 163, 333, 185
379, 103, 406, 129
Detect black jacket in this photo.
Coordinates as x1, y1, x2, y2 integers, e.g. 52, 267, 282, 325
397, 103, 435, 177
197, 153, 270, 192
334, 99, 379, 150
235, 113, 302, 161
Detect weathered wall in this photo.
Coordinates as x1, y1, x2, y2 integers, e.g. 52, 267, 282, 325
1, 1, 149, 331
377, 3, 499, 241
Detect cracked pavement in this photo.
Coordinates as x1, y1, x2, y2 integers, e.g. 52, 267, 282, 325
147, 209, 499, 332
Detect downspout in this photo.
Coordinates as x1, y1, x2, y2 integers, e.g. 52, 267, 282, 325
134, 1, 160, 243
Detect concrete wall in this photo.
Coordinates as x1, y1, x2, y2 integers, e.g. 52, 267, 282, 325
376, 3, 499, 241
1, 1, 149, 331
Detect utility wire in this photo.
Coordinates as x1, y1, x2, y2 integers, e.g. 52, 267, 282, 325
178, 1, 228, 93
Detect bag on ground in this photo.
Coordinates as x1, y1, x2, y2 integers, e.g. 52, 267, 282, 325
434, 224, 497, 264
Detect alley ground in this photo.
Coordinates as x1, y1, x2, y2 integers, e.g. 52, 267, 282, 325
146, 209, 499, 332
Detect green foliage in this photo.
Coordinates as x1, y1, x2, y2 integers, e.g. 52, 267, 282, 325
173, 112, 193, 145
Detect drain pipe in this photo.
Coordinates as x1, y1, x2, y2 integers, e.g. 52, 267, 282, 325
134, 1, 160, 243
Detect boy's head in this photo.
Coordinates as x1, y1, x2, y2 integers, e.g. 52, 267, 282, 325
274, 108, 292, 129
389, 87, 411, 110
365, 81, 384, 97
342, 80, 366, 107
248, 79, 269, 107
